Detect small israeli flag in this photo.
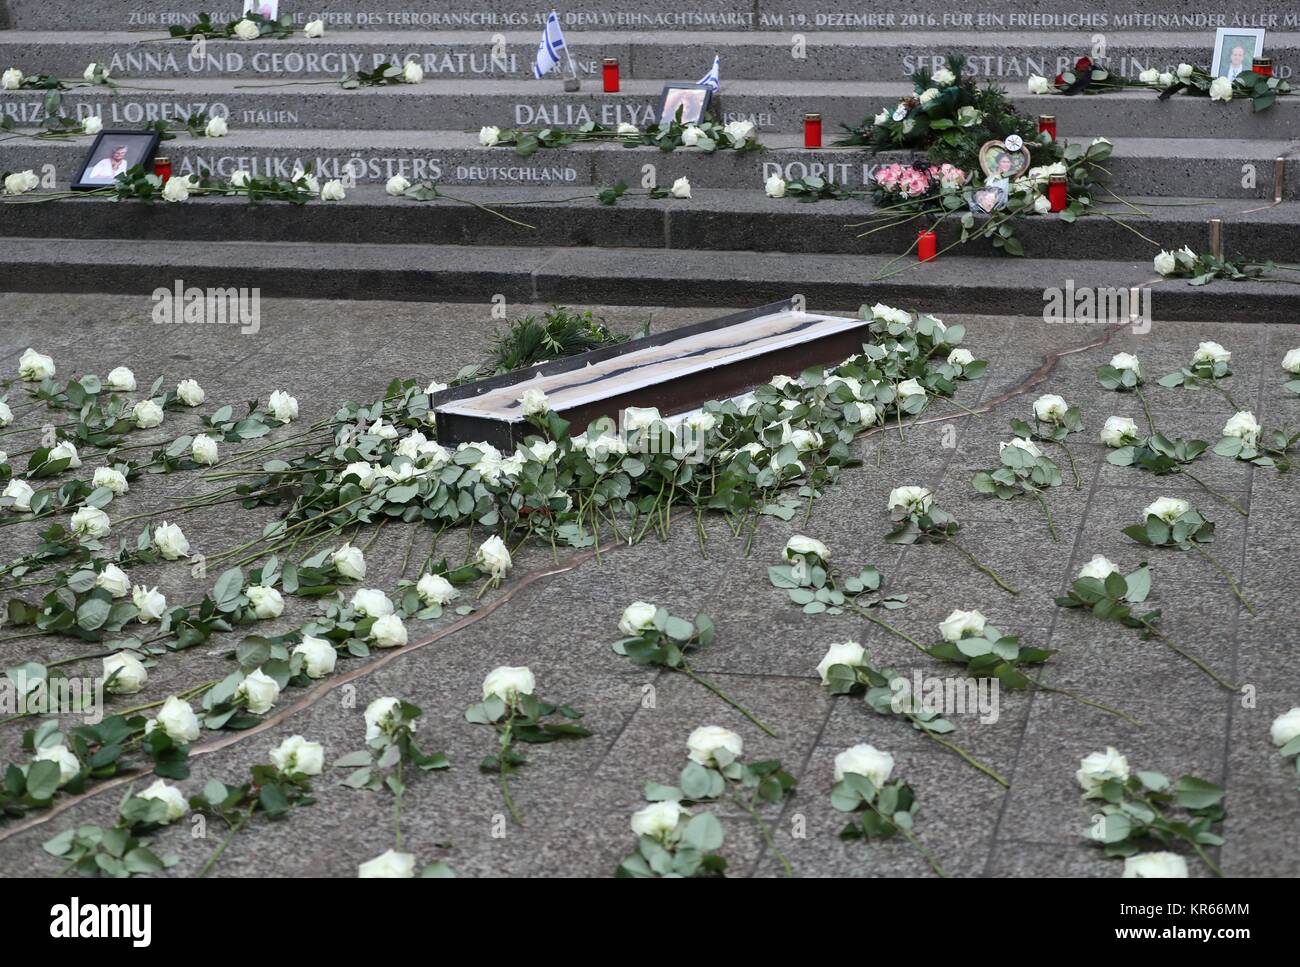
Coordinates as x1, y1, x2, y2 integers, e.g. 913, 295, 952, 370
533, 10, 569, 79
697, 53, 720, 91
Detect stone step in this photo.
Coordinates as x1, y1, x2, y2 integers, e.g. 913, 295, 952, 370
1, 128, 1294, 199
4, 29, 1299, 83
0, 234, 1292, 322
1, 185, 1294, 262
4, 77, 1300, 139
3, 0, 1297, 34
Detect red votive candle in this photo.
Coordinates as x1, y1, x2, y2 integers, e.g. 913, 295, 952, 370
917, 228, 937, 261
153, 157, 172, 184
603, 57, 620, 92
1038, 114, 1056, 140
803, 112, 822, 148
1252, 57, 1273, 77
1048, 173, 1067, 212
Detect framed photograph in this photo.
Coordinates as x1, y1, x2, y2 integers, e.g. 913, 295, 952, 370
657, 84, 712, 127
969, 179, 1008, 214
977, 139, 1030, 180
243, 0, 279, 18
71, 129, 162, 190
1211, 27, 1265, 79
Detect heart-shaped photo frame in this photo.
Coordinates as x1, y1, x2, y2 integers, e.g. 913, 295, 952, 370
978, 138, 1031, 180
969, 180, 1008, 214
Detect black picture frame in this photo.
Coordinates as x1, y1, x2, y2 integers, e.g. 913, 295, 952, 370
657, 84, 713, 127
71, 129, 162, 191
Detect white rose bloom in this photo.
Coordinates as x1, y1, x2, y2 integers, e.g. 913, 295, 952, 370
888, 485, 932, 514
19, 348, 56, 381
50, 440, 81, 468
1153, 250, 1177, 276
359, 849, 416, 878
833, 743, 895, 786
518, 387, 549, 416
3, 169, 39, 195
784, 534, 829, 562
233, 18, 260, 40
788, 428, 822, 451
724, 119, 755, 145
1078, 554, 1119, 581
816, 640, 865, 684
1138, 68, 1160, 84
161, 175, 193, 202
1177, 63, 1194, 79
939, 608, 987, 643
331, 543, 366, 580
873, 109, 890, 125
618, 601, 658, 636
918, 87, 940, 104
267, 390, 298, 422
364, 696, 403, 739
1193, 341, 1230, 365
477, 535, 512, 579
1123, 852, 1189, 878
71, 506, 111, 540
764, 174, 786, 198
1158, 72, 1174, 86
1000, 437, 1042, 459
1144, 496, 1190, 524
137, 779, 188, 823
230, 170, 251, 188
103, 651, 147, 694
1279, 347, 1300, 374
416, 572, 458, 607
896, 378, 925, 399
1027, 74, 1049, 94
1, 68, 23, 89
34, 743, 81, 785
1032, 194, 1052, 215
369, 614, 408, 648
153, 521, 191, 560
617, 122, 639, 135
948, 348, 975, 366
95, 563, 131, 598
319, 179, 346, 201
132, 584, 167, 622
1222, 411, 1260, 445
1100, 416, 1139, 448
622, 406, 661, 432
293, 635, 337, 678
0, 401, 10, 426
350, 588, 394, 618
3, 479, 34, 511
631, 800, 684, 840
1076, 746, 1130, 797
339, 461, 378, 489
131, 399, 164, 428
237, 668, 281, 714
92, 466, 128, 495
482, 665, 535, 702
1209, 76, 1233, 101
191, 433, 219, 465
670, 176, 691, 199
686, 725, 743, 767
1109, 352, 1141, 375
0, 450, 6, 467
932, 67, 956, 86
1033, 394, 1068, 422
402, 60, 423, 83
846, 401, 878, 424
246, 585, 284, 620
1271, 707, 1300, 747
292, 168, 319, 193
479, 125, 501, 146
204, 115, 228, 137
680, 125, 705, 146
146, 695, 201, 743
176, 378, 205, 406
303, 18, 325, 37
270, 735, 324, 777
385, 174, 411, 196
106, 366, 136, 391
683, 411, 717, 435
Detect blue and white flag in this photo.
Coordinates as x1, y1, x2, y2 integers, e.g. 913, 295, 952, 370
697, 53, 720, 91
533, 10, 569, 79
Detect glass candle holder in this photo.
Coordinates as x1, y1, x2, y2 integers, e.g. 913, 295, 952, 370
603, 58, 620, 92
804, 113, 822, 148
1252, 57, 1273, 78
1048, 173, 1067, 212
917, 229, 937, 261
1038, 114, 1057, 140
153, 157, 172, 184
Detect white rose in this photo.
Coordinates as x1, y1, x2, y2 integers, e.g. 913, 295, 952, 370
33, 743, 80, 785
932, 67, 956, 86
268, 390, 298, 422
846, 401, 878, 424
106, 366, 136, 391
618, 601, 658, 636
1193, 341, 1230, 365
319, 179, 346, 201
873, 109, 889, 126
630, 800, 683, 840
303, 18, 325, 37
292, 168, 320, 193
1123, 852, 1189, 878
479, 125, 501, 146
0, 168, 36, 192
153, 521, 191, 560
784, 534, 829, 562
204, 115, 228, 137
1078, 554, 1119, 581
92, 466, 129, 494
477, 535, 512, 579
918, 87, 940, 104
131, 399, 164, 428
1027, 74, 1049, 94
331, 542, 366, 580
19, 348, 55, 380
161, 175, 193, 202
71, 506, 111, 540
132, 584, 167, 622
723, 119, 755, 145
190, 433, 219, 465
224, 170, 251, 189
1153, 250, 1177, 276
246, 585, 284, 620
764, 174, 786, 198
270, 735, 324, 777
147, 695, 200, 742
1138, 68, 1160, 84
1076, 746, 1130, 797
1210, 77, 1235, 101
482, 665, 535, 702
834, 743, 895, 786
617, 122, 639, 135
518, 387, 549, 416
1177, 63, 1194, 79
888, 485, 932, 513
50, 440, 80, 468
670, 176, 691, 199
939, 608, 986, 643
1281, 348, 1300, 374
686, 725, 743, 767
364, 696, 403, 739
1033, 394, 1068, 422
233, 18, 260, 40
339, 461, 378, 489
237, 668, 281, 714
369, 614, 408, 648
416, 572, 458, 607
350, 588, 394, 618
402, 60, 423, 83
1109, 352, 1141, 375
103, 651, 147, 694
176, 378, 205, 406
1032, 194, 1051, 215
896, 378, 925, 399
681, 124, 705, 146
384, 174, 411, 198
1144, 496, 1190, 524
1271, 707, 1300, 747
622, 406, 661, 432
816, 640, 865, 684
1222, 411, 1260, 445
137, 778, 188, 823
1158, 72, 1174, 86
1000, 437, 1042, 459
0, 401, 10, 427
948, 348, 974, 366
359, 849, 416, 878
293, 635, 337, 678
95, 563, 131, 598
1, 68, 22, 89
3, 479, 34, 511
1100, 416, 1139, 448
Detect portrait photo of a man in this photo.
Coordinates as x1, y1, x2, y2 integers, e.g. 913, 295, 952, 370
72, 130, 162, 190
1211, 28, 1265, 80
658, 84, 711, 127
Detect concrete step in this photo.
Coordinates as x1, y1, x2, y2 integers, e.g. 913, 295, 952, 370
1, 128, 1294, 199
0, 235, 1293, 322
3, 0, 1298, 34
4, 29, 1299, 83
1, 185, 1294, 262
5, 77, 1300, 140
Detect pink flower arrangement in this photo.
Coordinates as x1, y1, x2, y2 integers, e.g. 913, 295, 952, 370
871, 163, 968, 201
